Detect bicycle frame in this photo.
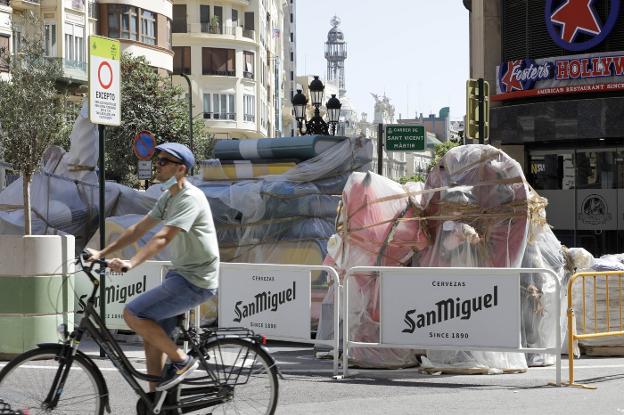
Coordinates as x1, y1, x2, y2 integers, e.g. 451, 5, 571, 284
45, 257, 228, 414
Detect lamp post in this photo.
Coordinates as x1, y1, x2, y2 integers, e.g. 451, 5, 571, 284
178, 73, 194, 174
291, 75, 342, 136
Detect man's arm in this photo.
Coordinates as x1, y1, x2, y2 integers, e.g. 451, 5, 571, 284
108, 225, 181, 272
89, 215, 160, 259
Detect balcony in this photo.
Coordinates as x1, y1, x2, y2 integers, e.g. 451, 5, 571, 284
172, 21, 189, 33
243, 29, 255, 40
200, 23, 236, 36
9, 0, 39, 10
203, 112, 236, 120
243, 71, 254, 80
202, 69, 235, 77
60, 58, 87, 82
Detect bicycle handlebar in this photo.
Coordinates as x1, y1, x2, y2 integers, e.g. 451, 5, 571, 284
78, 251, 129, 273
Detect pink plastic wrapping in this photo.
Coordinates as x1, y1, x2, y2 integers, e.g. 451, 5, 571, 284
322, 172, 428, 368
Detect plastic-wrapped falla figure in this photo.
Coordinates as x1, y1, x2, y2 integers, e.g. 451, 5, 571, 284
416, 145, 530, 372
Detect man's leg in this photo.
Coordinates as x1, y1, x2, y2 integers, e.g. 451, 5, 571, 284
123, 309, 189, 391
143, 340, 166, 392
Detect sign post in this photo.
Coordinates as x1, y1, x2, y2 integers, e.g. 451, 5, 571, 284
133, 130, 156, 184
89, 35, 121, 355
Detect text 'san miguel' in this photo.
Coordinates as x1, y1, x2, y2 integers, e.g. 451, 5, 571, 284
234, 281, 296, 323
402, 285, 498, 333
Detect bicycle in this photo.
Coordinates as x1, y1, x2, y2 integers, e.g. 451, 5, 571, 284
0, 398, 27, 415
0, 253, 279, 414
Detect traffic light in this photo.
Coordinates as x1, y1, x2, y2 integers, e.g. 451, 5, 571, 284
466, 78, 489, 143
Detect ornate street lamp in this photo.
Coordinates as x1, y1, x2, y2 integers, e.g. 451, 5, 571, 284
292, 76, 342, 136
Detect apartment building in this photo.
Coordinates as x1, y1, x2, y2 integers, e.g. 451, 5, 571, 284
96, 0, 174, 73
0, 0, 10, 81
2, 0, 173, 94
171, 0, 291, 140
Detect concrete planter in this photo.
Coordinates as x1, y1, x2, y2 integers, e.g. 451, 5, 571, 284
0, 235, 74, 359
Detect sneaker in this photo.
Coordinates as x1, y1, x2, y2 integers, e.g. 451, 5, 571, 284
156, 356, 199, 391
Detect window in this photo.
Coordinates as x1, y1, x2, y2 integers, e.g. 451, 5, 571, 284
214, 6, 223, 33
141, 10, 156, 45
121, 6, 138, 40
172, 5, 187, 33
243, 12, 255, 39
108, 5, 138, 40
44, 23, 57, 57
64, 23, 85, 64
290, 51, 293, 62
0, 35, 8, 72
203, 93, 235, 120
243, 94, 255, 122
290, 32, 293, 42
243, 51, 254, 79
12, 27, 22, 54
202, 47, 235, 76
232, 9, 239, 27
166, 19, 171, 50
200, 5, 210, 33
172, 46, 191, 75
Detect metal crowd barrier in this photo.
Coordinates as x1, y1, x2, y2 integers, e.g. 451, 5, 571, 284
567, 270, 624, 388
339, 266, 562, 386
218, 262, 342, 375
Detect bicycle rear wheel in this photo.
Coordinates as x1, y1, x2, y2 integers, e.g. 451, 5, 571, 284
0, 346, 105, 415
175, 338, 279, 415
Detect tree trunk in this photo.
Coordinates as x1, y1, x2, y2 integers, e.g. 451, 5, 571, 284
23, 173, 32, 235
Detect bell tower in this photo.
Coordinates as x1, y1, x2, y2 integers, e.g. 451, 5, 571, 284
325, 16, 348, 97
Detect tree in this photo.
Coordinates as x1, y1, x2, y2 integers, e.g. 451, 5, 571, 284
0, 13, 66, 234
397, 141, 460, 184
104, 53, 214, 186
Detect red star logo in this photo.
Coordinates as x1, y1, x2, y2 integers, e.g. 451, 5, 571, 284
551, 0, 602, 43
500, 60, 524, 93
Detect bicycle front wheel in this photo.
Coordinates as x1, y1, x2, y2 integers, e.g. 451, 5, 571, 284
0, 346, 106, 415
176, 338, 279, 415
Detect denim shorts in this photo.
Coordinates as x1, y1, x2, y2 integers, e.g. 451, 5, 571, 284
125, 270, 217, 335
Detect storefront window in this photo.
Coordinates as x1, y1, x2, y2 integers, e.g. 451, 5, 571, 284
529, 152, 574, 190
576, 150, 616, 189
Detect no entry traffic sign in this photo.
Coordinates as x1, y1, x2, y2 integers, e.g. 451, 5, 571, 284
89, 35, 121, 126
133, 130, 156, 160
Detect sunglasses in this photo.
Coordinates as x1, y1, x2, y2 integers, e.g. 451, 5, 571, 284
156, 157, 184, 167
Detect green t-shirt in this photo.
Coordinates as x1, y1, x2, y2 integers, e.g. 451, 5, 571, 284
148, 182, 219, 289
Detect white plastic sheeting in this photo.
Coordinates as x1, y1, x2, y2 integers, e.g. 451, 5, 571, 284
0, 103, 154, 248
321, 145, 569, 371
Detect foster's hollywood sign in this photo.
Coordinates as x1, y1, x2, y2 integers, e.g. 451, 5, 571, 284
496, 50, 624, 100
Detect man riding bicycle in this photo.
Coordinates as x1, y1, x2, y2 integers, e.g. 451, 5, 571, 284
87, 142, 219, 392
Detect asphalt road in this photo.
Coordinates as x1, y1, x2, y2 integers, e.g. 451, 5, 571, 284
2, 340, 624, 414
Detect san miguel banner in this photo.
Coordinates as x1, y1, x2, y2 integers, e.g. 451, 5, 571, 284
218, 264, 311, 340
495, 50, 624, 101
380, 269, 520, 348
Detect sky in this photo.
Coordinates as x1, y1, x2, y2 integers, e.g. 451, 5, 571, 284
295, 0, 469, 121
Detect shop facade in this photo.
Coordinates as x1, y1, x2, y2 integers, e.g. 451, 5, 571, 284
484, 0, 624, 256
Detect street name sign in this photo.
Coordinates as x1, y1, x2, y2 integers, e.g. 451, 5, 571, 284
385, 125, 425, 151
89, 35, 121, 126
